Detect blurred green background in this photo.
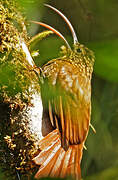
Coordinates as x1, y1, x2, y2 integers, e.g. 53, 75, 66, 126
1, 0, 118, 179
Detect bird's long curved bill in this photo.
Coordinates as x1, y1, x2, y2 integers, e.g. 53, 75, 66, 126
44, 4, 78, 44
31, 21, 71, 49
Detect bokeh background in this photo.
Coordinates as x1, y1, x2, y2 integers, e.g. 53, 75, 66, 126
1, 0, 118, 179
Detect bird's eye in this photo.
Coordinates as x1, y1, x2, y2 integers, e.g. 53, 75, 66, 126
77, 48, 82, 53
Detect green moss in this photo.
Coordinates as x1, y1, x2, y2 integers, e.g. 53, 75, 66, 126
0, 0, 40, 101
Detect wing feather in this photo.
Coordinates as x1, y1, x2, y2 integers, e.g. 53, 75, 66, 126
49, 100, 54, 127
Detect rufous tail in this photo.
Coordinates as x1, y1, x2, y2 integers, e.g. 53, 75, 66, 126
33, 129, 83, 179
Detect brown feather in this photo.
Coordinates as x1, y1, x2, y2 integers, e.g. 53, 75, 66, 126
70, 147, 76, 176
39, 140, 61, 168
38, 129, 59, 150
50, 148, 65, 177
59, 96, 65, 132
59, 96, 66, 147
65, 104, 70, 144
54, 98, 58, 114
35, 144, 61, 178
33, 137, 59, 165
54, 115, 59, 129
60, 147, 72, 178
73, 124, 77, 144
78, 121, 83, 142
49, 100, 54, 127
68, 106, 73, 144
75, 145, 81, 180
66, 146, 75, 175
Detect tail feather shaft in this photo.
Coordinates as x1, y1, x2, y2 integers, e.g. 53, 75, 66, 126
60, 147, 72, 178
38, 129, 59, 150
50, 148, 65, 177
33, 137, 59, 165
35, 148, 60, 178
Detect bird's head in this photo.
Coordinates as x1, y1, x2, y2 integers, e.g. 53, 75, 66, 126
31, 4, 94, 69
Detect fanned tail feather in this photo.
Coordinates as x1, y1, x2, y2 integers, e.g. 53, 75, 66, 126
33, 129, 83, 179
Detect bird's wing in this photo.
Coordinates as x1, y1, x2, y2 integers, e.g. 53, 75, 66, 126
41, 59, 91, 148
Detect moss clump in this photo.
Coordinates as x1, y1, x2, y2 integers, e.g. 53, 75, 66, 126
0, 0, 39, 101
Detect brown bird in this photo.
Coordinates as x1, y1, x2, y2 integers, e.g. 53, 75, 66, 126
32, 4, 95, 180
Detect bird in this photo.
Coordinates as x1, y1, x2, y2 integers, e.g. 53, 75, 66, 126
32, 4, 95, 180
